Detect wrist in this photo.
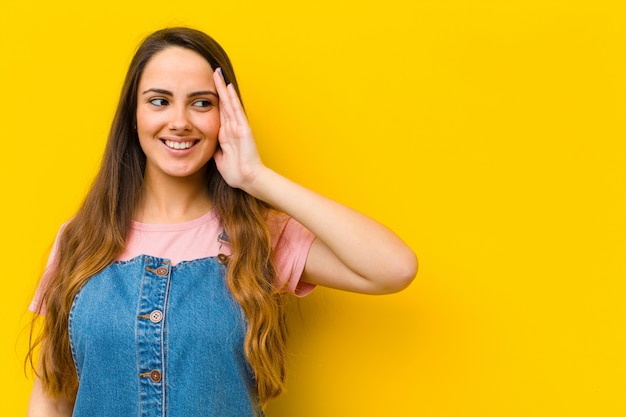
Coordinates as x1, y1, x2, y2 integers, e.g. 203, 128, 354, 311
240, 164, 274, 200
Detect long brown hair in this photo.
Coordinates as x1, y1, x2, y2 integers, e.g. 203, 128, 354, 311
28, 27, 288, 408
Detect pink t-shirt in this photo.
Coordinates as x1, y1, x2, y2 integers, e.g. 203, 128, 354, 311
31, 210, 316, 313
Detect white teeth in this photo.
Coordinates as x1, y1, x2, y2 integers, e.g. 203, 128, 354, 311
164, 140, 194, 150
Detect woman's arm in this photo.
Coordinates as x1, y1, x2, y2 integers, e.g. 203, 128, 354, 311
27, 378, 75, 417
213, 70, 417, 294
248, 168, 417, 294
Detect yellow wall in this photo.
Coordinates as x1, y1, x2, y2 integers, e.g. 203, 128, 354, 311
1, 1, 625, 416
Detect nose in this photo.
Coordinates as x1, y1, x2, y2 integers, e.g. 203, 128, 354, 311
168, 105, 192, 132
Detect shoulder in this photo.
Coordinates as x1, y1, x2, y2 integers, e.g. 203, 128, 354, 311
266, 210, 317, 296
266, 210, 316, 258
266, 210, 314, 248
266, 210, 290, 239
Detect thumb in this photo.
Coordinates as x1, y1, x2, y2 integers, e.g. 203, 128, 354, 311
213, 147, 224, 167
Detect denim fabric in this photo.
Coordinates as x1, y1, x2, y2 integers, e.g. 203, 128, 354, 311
68, 255, 263, 417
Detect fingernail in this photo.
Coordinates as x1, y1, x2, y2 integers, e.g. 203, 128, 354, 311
220, 69, 230, 86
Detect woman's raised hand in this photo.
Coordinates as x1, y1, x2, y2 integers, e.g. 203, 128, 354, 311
212, 68, 265, 191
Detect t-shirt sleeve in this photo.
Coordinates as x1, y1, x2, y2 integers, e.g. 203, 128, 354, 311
29, 226, 64, 315
269, 213, 316, 297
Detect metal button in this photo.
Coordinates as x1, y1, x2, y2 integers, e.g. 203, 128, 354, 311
150, 370, 162, 383
149, 310, 163, 323
155, 266, 169, 276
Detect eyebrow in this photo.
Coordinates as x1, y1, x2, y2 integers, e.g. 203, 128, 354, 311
141, 88, 218, 98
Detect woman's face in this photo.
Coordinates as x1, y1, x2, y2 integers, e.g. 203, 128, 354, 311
136, 46, 220, 183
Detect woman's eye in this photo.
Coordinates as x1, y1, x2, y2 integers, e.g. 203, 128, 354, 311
192, 100, 213, 109
149, 98, 168, 107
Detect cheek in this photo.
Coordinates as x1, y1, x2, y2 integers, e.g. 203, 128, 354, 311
135, 109, 161, 132
135, 113, 159, 148
136, 132, 152, 156
196, 113, 221, 136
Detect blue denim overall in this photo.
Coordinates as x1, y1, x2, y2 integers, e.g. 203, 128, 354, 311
68, 255, 263, 416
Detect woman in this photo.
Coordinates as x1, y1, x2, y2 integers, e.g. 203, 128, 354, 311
27, 27, 417, 416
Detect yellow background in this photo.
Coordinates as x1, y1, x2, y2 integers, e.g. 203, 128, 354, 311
1, 1, 625, 416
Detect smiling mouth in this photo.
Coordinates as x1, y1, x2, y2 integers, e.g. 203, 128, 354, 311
163, 140, 197, 150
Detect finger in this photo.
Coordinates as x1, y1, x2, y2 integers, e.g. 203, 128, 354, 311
213, 146, 223, 165
214, 68, 251, 135
213, 68, 234, 125
213, 67, 228, 93
213, 69, 227, 125
227, 83, 248, 127
213, 68, 227, 99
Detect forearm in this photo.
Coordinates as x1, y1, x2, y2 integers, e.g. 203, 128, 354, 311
244, 166, 417, 292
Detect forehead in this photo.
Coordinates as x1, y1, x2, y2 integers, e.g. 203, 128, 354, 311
139, 46, 214, 88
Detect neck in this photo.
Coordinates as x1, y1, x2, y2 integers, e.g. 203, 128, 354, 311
135, 168, 212, 224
